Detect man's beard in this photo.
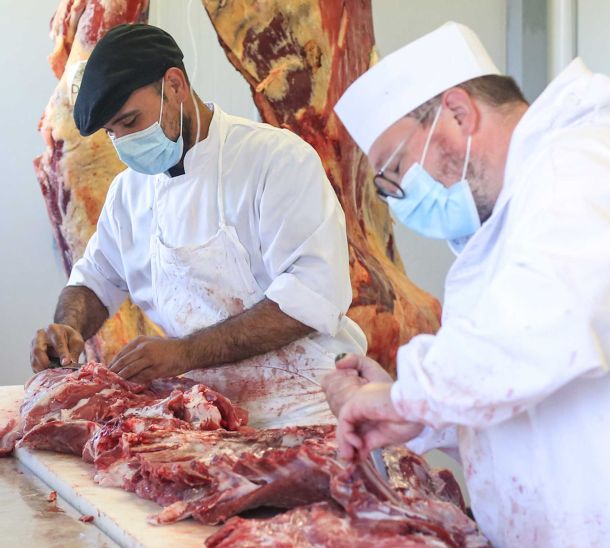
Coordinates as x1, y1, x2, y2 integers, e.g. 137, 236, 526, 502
437, 138, 495, 224
181, 115, 193, 159
166, 109, 193, 177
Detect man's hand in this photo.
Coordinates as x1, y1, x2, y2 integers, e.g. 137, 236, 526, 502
108, 336, 190, 383
322, 354, 392, 417
335, 354, 393, 383
30, 324, 85, 373
322, 368, 367, 417
336, 382, 424, 462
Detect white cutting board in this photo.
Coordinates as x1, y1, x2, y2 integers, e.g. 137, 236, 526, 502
0, 385, 217, 547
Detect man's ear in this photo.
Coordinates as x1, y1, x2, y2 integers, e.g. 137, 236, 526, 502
164, 67, 189, 102
441, 87, 480, 137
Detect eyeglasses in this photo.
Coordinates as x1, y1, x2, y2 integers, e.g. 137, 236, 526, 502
372, 107, 440, 199
373, 171, 405, 199
372, 121, 422, 199
372, 136, 409, 199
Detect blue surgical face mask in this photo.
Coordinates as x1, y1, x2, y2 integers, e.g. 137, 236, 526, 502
386, 106, 481, 242
111, 79, 184, 175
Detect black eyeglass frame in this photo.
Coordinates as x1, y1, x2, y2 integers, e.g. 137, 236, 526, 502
373, 172, 406, 199
371, 106, 439, 201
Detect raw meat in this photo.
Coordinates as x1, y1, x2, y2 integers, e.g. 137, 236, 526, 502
21, 420, 99, 455
88, 423, 337, 524
205, 452, 488, 547
385, 446, 466, 510
86, 420, 489, 545
330, 464, 488, 548
35, 0, 160, 364
9, 363, 247, 456
36, 0, 442, 370
206, 502, 452, 548
0, 418, 21, 457
2, 365, 487, 544
203, 0, 442, 372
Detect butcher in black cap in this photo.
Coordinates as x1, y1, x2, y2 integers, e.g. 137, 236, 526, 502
30, 24, 366, 427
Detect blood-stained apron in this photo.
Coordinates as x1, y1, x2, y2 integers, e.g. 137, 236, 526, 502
150, 114, 336, 427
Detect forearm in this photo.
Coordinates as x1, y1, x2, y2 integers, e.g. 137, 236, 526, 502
54, 286, 109, 340
183, 298, 313, 370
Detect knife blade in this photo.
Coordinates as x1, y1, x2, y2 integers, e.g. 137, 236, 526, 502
370, 448, 390, 481
359, 454, 404, 507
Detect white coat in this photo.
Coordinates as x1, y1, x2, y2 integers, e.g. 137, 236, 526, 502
393, 59, 610, 547
68, 104, 366, 425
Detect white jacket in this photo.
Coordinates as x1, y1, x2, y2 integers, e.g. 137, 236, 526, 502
392, 59, 610, 547
68, 105, 366, 356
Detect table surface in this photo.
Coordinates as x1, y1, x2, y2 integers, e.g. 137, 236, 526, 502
1, 385, 217, 547
0, 458, 117, 547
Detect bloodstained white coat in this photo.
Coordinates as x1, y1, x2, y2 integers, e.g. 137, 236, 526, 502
393, 59, 610, 547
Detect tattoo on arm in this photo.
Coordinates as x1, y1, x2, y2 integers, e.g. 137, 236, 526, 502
54, 286, 109, 340
183, 298, 313, 370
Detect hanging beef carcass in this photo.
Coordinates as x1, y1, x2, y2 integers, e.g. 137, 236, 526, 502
202, 0, 442, 372
34, 0, 161, 364
34, 0, 441, 372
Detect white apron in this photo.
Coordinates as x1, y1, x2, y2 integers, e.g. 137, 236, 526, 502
150, 115, 336, 428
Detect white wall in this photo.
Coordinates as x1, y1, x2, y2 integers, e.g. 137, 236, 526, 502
0, 0, 68, 385
576, 0, 610, 74
149, 0, 258, 120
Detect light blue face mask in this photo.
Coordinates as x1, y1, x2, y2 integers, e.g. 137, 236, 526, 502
386, 106, 481, 241
111, 79, 184, 175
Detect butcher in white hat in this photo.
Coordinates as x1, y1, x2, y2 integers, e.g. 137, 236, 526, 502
324, 21, 610, 547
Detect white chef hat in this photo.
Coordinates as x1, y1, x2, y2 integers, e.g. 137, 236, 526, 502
334, 22, 500, 154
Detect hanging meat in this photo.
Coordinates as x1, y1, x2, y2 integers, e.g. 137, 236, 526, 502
34, 0, 441, 372
33, 0, 160, 364
202, 0, 442, 372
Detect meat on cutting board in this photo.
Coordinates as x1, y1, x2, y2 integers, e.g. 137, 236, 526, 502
0, 417, 21, 457
88, 422, 337, 524
0, 363, 247, 456
86, 419, 489, 546
0, 364, 489, 544
206, 502, 450, 548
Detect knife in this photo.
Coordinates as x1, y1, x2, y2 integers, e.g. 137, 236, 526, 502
333, 354, 389, 480
360, 454, 404, 507
370, 448, 390, 481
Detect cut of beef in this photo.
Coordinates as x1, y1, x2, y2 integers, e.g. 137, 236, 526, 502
202, 0, 443, 374
20, 364, 152, 432
4, 363, 247, 457
86, 420, 489, 545
20, 420, 99, 455
205, 455, 489, 548
88, 422, 336, 525
0, 417, 21, 457
385, 446, 466, 510
329, 463, 488, 548
205, 502, 452, 548
36, 1, 159, 365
